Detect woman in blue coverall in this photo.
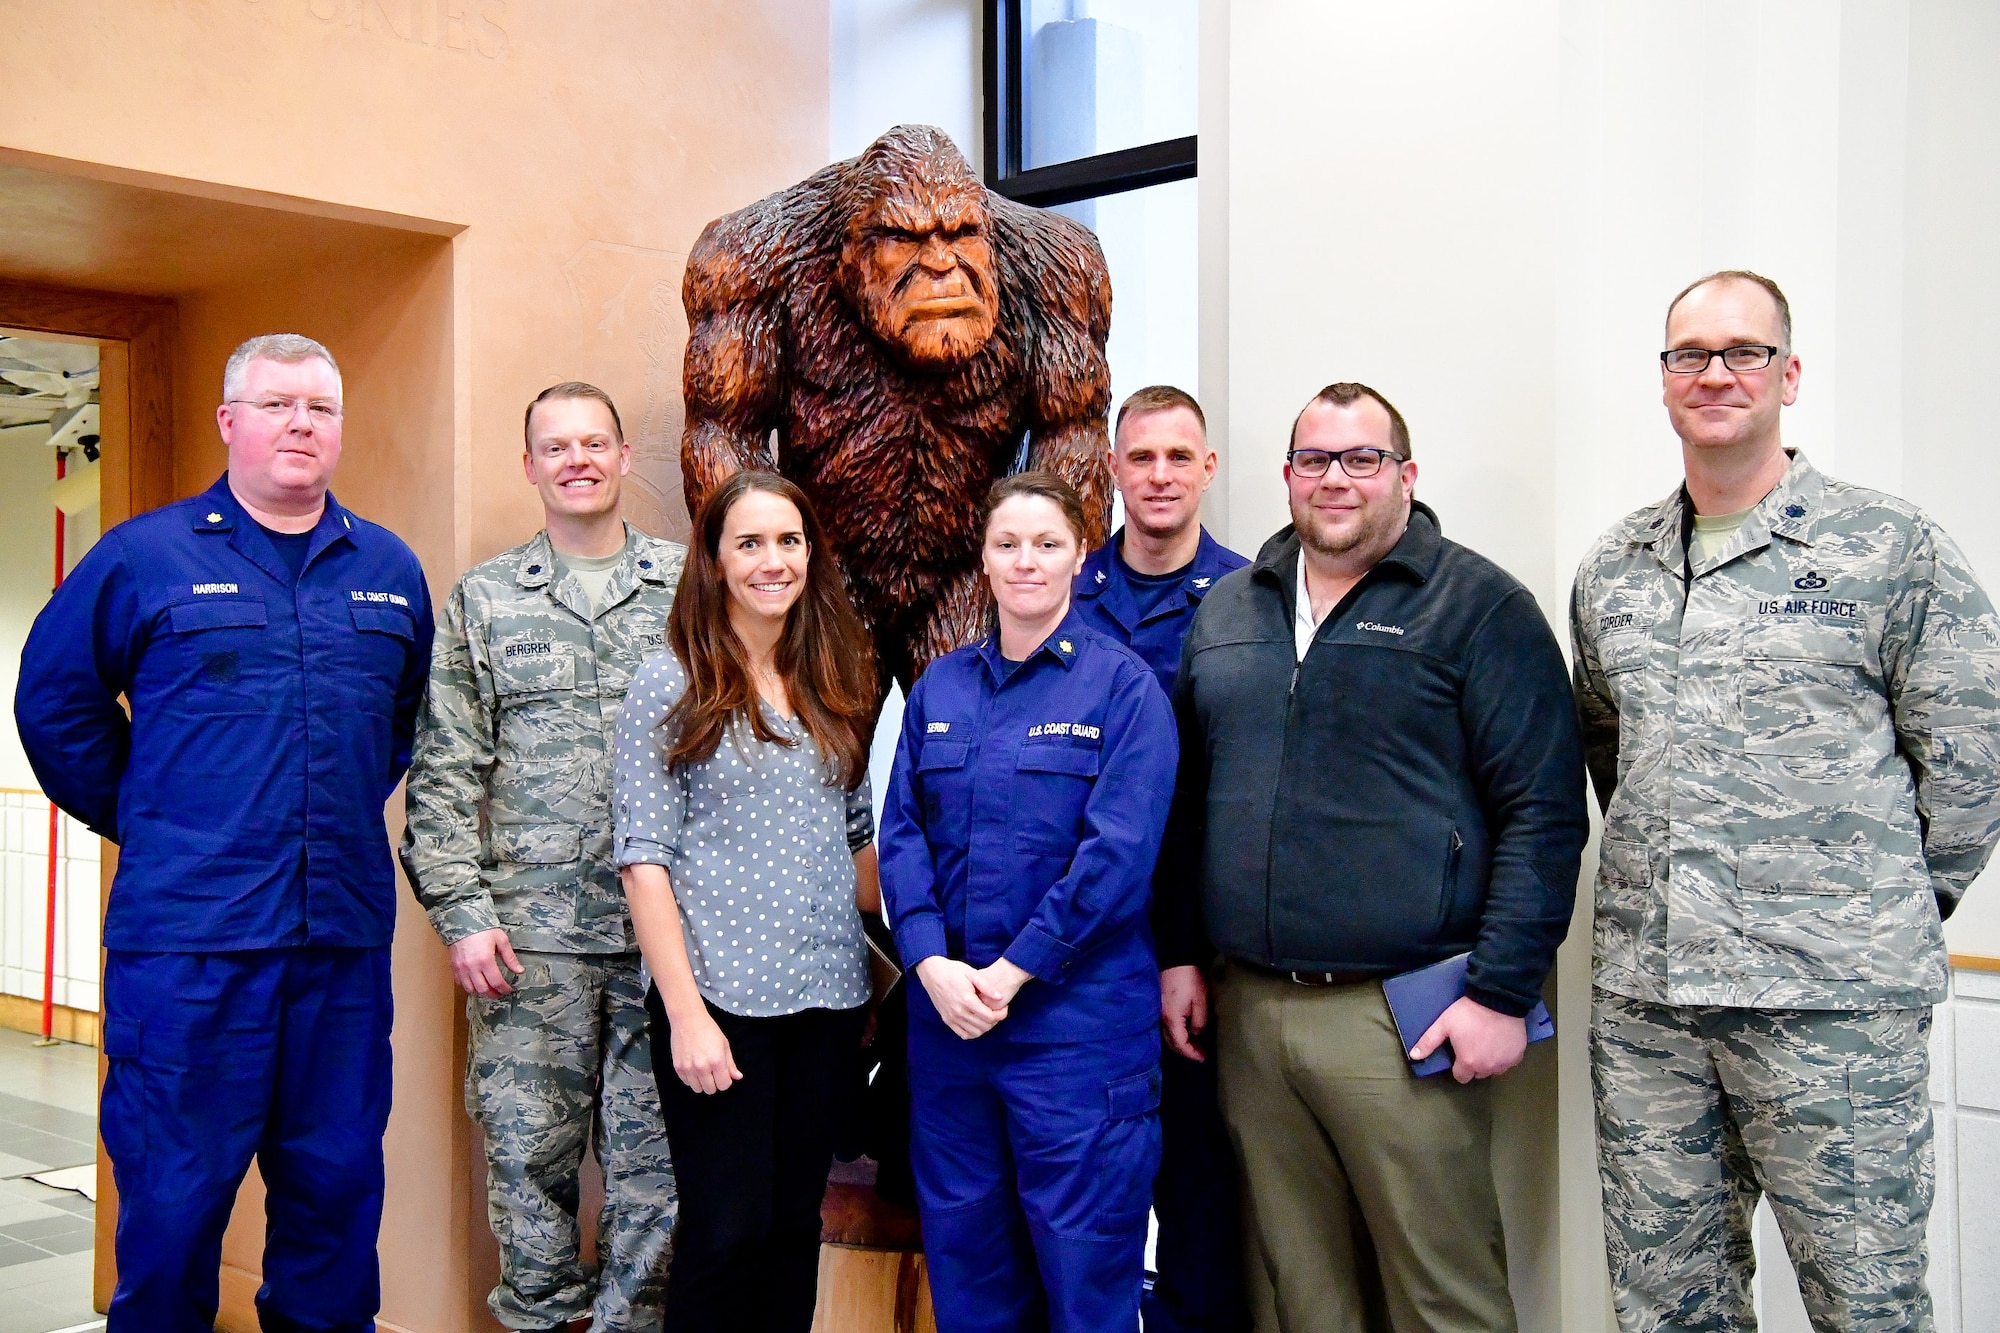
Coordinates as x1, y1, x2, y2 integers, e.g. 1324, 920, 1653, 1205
880, 471, 1179, 1332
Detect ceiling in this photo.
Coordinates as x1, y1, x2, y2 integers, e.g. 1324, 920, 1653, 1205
0, 161, 443, 298
0, 333, 98, 450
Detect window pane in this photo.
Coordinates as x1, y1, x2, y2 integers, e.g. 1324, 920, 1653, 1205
1049, 178, 1199, 533
1023, 0, 1197, 170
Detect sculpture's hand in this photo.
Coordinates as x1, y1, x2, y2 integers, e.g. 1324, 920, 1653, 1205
913, 563, 994, 677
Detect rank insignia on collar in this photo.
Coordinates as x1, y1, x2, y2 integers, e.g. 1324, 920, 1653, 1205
1095, 570, 1106, 583
1058, 639, 1073, 654
1192, 576, 1211, 588
206, 512, 223, 523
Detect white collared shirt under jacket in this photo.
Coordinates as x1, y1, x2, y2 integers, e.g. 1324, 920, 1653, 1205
1571, 451, 2000, 1011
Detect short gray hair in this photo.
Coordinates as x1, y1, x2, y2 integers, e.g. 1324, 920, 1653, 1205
1665, 270, 1793, 352
222, 334, 342, 403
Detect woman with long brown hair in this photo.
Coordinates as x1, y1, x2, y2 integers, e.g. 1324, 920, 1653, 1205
612, 469, 877, 1332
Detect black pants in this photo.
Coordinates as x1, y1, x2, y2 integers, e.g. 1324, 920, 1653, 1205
1145, 1042, 1251, 1333
646, 989, 866, 1333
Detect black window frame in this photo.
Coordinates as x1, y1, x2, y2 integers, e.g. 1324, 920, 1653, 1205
981, 0, 1198, 209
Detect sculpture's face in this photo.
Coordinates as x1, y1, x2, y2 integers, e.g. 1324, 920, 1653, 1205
842, 179, 999, 370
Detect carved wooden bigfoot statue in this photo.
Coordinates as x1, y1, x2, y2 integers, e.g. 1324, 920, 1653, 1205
681, 124, 1113, 691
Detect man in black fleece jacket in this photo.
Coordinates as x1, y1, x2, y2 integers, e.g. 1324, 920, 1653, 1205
1157, 382, 1587, 1333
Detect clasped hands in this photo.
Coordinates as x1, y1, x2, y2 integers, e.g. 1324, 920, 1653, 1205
916, 956, 1031, 1039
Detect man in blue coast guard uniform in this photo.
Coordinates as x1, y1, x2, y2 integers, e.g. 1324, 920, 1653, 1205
15, 334, 434, 1332
1073, 387, 1249, 1333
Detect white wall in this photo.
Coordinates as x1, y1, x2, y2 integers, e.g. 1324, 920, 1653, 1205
1205, 2, 2000, 1328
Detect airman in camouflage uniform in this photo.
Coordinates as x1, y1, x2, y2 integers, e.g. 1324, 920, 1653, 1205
403, 384, 686, 1332
1572, 273, 2000, 1332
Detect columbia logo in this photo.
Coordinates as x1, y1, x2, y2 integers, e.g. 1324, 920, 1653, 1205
1357, 621, 1405, 636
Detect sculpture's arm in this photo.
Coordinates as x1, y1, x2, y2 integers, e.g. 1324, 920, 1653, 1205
681, 214, 786, 523
1005, 200, 1116, 551
1026, 421, 1113, 553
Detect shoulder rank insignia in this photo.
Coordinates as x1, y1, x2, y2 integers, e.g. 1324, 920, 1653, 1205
206, 512, 223, 523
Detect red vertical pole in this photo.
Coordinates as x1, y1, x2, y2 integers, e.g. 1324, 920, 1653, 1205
39, 449, 66, 1045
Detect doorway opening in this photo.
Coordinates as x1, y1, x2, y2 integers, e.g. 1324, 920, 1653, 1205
0, 150, 459, 1329
0, 327, 109, 1329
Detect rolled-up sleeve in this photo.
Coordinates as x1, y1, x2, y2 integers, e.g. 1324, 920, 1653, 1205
613, 655, 685, 867
845, 774, 875, 852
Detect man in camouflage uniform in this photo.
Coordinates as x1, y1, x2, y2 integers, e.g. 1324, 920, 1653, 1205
403, 383, 686, 1332
1571, 270, 2000, 1332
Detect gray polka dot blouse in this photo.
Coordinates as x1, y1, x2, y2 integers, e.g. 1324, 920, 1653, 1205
613, 650, 872, 1017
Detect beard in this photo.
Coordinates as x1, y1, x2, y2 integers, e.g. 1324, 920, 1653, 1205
1292, 480, 1407, 562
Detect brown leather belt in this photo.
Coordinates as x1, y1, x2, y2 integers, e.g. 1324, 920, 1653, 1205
1236, 961, 1378, 988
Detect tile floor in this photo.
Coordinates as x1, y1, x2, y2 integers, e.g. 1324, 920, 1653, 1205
0, 1028, 102, 1333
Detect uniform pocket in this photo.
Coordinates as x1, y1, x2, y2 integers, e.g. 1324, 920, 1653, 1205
164, 597, 272, 715
1106, 1067, 1163, 1120
492, 649, 579, 763
1739, 625, 1871, 757
1849, 1015, 1932, 1256
1081, 1065, 1164, 1237
492, 821, 584, 866
916, 740, 970, 827
343, 601, 416, 711
1597, 632, 1661, 762
1593, 838, 1655, 975
1733, 843, 1876, 981
1013, 744, 1099, 855
99, 1017, 146, 1172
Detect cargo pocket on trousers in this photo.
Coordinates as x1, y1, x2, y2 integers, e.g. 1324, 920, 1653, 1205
1082, 1067, 1163, 1239
99, 1016, 146, 1178
1850, 1025, 1932, 1257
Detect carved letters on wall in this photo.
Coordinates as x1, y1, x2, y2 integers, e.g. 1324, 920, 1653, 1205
241, 0, 511, 60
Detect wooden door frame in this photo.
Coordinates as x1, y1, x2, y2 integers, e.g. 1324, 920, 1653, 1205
0, 277, 175, 1313
0, 278, 176, 527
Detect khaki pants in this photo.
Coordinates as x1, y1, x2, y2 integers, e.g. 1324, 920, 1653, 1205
1216, 963, 1515, 1333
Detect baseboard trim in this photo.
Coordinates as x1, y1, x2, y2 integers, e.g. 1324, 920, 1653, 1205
0, 992, 99, 1046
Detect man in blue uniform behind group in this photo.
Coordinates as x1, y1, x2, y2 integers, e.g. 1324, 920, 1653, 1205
1073, 385, 1250, 1333
16, 333, 434, 1331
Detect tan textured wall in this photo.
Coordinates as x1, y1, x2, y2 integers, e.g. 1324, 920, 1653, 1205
0, 3, 830, 1329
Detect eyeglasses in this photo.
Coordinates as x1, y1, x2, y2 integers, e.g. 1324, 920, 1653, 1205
1287, 446, 1407, 479
1660, 345, 1782, 375
228, 397, 343, 426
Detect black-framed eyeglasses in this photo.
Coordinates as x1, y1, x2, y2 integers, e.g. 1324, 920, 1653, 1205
1287, 446, 1407, 479
1660, 345, 1782, 374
